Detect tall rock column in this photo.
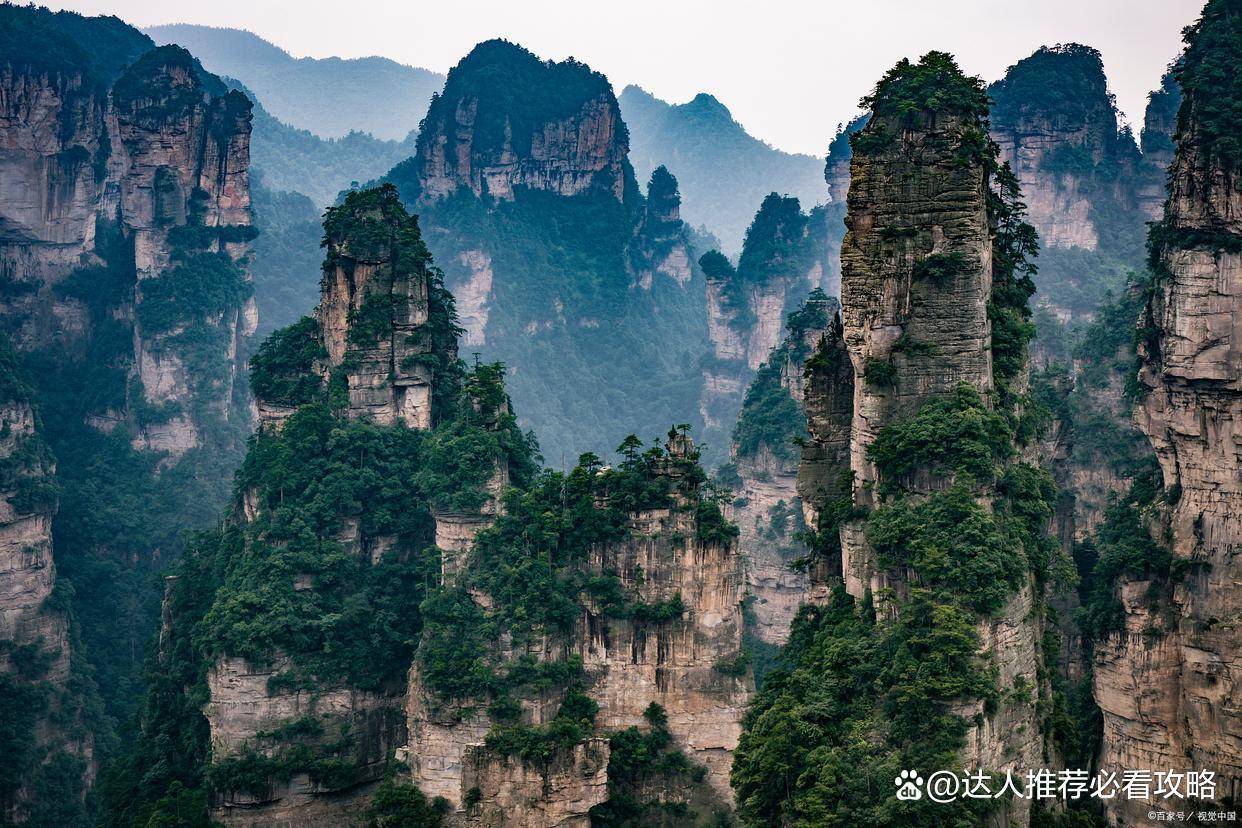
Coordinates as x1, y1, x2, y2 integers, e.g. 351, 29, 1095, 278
205, 186, 473, 828
837, 51, 1050, 823
988, 44, 1153, 325
1137, 70, 1182, 221
794, 310, 854, 591
1097, 1, 1242, 820
113, 45, 258, 456
821, 114, 868, 298
317, 185, 450, 429
839, 67, 994, 596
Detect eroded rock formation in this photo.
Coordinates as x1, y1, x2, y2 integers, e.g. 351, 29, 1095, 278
404, 432, 751, 823
698, 195, 828, 458
206, 186, 471, 827
0, 340, 94, 824
410, 40, 627, 205
0, 35, 256, 456
723, 290, 839, 645
383, 39, 711, 463
988, 44, 1153, 322
1096, 3, 1242, 819
0, 9, 257, 818
821, 114, 868, 298
1138, 70, 1182, 221
835, 52, 1049, 824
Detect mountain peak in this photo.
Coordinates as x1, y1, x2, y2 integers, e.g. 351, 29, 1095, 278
411, 40, 627, 203
143, 24, 442, 141
686, 91, 729, 113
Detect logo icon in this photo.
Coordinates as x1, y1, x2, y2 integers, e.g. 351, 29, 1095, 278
896, 769, 924, 801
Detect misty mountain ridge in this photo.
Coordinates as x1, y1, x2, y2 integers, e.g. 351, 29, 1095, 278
144, 23, 442, 141
621, 84, 827, 255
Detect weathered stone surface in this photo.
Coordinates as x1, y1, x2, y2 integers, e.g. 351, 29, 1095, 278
314, 189, 448, 430
404, 435, 750, 818
575, 502, 750, 802
830, 87, 1046, 826
1, 32, 258, 819
458, 738, 609, 827
1104, 88, 1242, 821
412, 42, 627, 206
0, 394, 93, 823
455, 249, 493, 348
699, 197, 827, 464
726, 292, 840, 643
1137, 71, 1181, 221
206, 657, 407, 828
795, 315, 854, 593
988, 45, 1124, 253
840, 107, 994, 545
0, 45, 255, 459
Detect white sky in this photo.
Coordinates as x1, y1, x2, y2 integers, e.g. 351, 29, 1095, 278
48, 0, 1204, 156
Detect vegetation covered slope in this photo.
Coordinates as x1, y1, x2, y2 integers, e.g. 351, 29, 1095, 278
732, 51, 1072, 827
101, 187, 535, 825
0, 6, 260, 825
621, 85, 827, 255
988, 44, 1149, 323
384, 40, 712, 463
146, 24, 442, 141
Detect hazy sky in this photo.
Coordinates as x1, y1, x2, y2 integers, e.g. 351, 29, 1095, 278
49, 0, 1203, 156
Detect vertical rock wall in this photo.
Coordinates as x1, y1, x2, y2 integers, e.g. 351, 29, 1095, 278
725, 291, 839, 644
833, 56, 1046, 825
208, 186, 461, 828
316, 188, 443, 429
404, 434, 751, 820
0, 353, 93, 823
698, 196, 828, 464
0, 42, 256, 456
1097, 6, 1242, 818
0, 16, 256, 818
839, 105, 994, 593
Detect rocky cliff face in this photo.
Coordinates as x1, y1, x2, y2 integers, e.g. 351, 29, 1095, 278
384, 40, 711, 463
698, 195, 828, 462
833, 52, 1050, 824
989, 45, 1119, 251
0, 9, 258, 819
723, 291, 838, 646
821, 114, 868, 299
1137, 70, 1182, 221
410, 39, 627, 205
840, 104, 994, 535
0, 36, 256, 456
205, 186, 478, 828
988, 44, 1148, 321
793, 313, 854, 591
1098, 4, 1242, 820
316, 189, 451, 429
0, 340, 94, 824
404, 432, 750, 823
733, 55, 1063, 821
